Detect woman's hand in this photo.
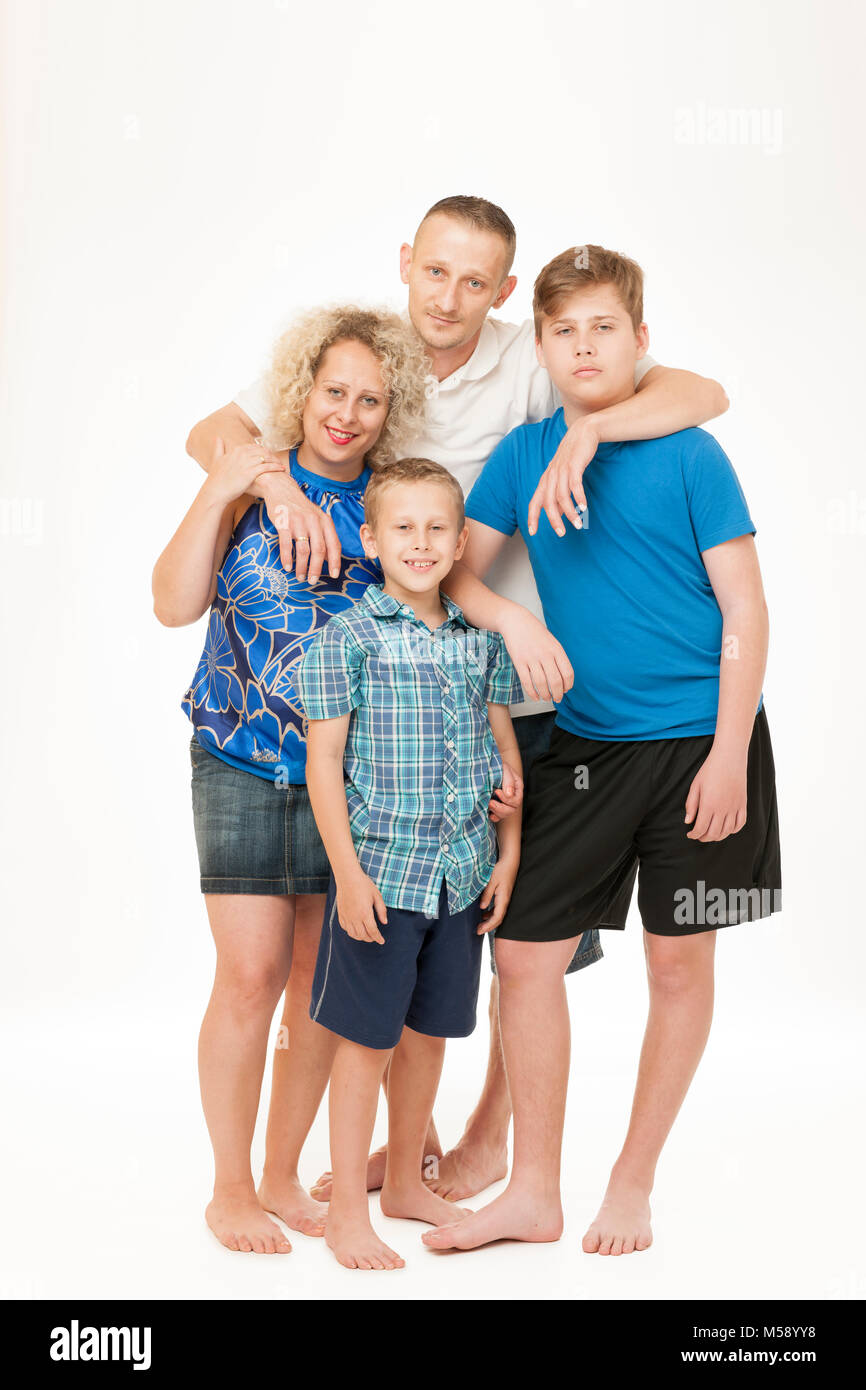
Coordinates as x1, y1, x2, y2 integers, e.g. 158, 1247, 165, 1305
478, 856, 519, 932
201, 437, 286, 509
488, 760, 524, 821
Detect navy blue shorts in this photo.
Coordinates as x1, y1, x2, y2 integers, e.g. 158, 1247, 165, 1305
309, 874, 485, 1050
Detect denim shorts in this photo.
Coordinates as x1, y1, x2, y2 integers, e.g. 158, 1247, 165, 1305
189, 735, 330, 895
491, 711, 603, 976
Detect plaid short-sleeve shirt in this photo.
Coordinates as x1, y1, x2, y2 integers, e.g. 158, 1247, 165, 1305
294, 584, 523, 915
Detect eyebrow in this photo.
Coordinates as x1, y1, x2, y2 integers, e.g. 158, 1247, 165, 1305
551, 313, 620, 325
390, 514, 454, 523
424, 260, 489, 280
321, 379, 384, 394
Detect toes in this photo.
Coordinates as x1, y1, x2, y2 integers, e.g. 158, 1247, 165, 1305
622, 1235, 636, 1255
610, 1236, 624, 1256
582, 1230, 601, 1253
237, 1236, 253, 1252
276, 1236, 293, 1253
222, 1233, 240, 1252
636, 1234, 652, 1251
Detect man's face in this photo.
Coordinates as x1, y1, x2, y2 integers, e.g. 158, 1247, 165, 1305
535, 283, 649, 411
400, 213, 516, 352
361, 480, 468, 595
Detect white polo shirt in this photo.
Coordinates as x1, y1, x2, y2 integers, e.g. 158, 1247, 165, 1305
234, 317, 656, 717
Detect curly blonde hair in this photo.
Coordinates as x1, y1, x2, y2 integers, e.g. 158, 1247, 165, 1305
264, 305, 430, 466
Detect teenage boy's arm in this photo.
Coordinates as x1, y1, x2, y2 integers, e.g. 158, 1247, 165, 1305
684, 534, 769, 843
478, 703, 523, 932
186, 400, 343, 582
305, 717, 389, 944
441, 523, 574, 704
529, 366, 730, 536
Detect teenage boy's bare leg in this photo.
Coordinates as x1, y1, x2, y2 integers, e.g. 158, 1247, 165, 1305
427, 976, 510, 1200
423, 936, 577, 1251
325, 1039, 405, 1270
583, 928, 716, 1255
199, 895, 294, 1253
310, 1050, 443, 1200
257, 894, 332, 1236
380, 1026, 473, 1225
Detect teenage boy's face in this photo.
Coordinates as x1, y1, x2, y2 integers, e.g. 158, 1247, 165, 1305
301, 340, 389, 468
400, 214, 517, 353
535, 284, 649, 413
360, 481, 468, 595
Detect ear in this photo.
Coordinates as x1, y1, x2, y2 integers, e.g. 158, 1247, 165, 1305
635, 321, 650, 361
453, 523, 470, 562
399, 243, 412, 286
360, 521, 379, 559
534, 332, 547, 368
491, 274, 517, 311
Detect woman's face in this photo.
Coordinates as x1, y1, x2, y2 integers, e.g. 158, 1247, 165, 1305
301, 339, 389, 473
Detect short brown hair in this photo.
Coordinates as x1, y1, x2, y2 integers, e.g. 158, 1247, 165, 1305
363, 457, 465, 532
533, 244, 644, 336
418, 195, 517, 277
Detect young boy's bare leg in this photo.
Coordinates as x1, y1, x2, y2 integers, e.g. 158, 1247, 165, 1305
199, 894, 294, 1253
310, 1052, 443, 1200
380, 1025, 473, 1225
583, 927, 716, 1255
257, 893, 333, 1236
424, 936, 576, 1250
426, 976, 510, 1200
326, 1038, 405, 1270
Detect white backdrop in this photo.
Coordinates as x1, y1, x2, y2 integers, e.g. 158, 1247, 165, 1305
2, 0, 864, 1302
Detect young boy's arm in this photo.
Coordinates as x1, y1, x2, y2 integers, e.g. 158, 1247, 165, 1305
529, 365, 730, 534
305, 717, 389, 944
685, 534, 769, 843
478, 702, 523, 932
440, 520, 574, 704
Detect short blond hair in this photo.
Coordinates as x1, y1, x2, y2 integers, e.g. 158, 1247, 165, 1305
265, 305, 430, 465
363, 457, 465, 532
533, 244, 644, 335
418, 195, 517, 278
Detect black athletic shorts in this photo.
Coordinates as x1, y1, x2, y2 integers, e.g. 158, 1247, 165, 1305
497, 706, 781, 942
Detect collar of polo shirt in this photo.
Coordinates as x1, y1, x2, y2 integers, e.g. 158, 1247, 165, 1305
435, 319, 502, 393
361, 584, 470, 629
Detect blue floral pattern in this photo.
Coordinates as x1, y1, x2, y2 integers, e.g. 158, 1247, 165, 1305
182, 452, 381, 781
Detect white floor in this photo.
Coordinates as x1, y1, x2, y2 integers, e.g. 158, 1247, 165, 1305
3, 920, 863, 1303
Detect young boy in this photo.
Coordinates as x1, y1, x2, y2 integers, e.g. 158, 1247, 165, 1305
294, 457, 524, 1270
424, 244, 781, 1256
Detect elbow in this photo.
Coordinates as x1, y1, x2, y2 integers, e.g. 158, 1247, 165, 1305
153, 600, 187, 628
709, 377, 730, 418
186, 420, 205, 461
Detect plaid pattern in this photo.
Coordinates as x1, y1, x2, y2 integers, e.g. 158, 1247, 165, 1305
294, 584, 523, 915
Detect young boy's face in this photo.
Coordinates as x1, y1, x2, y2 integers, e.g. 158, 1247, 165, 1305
361, 480, 468, 597
535, 283, 649, 414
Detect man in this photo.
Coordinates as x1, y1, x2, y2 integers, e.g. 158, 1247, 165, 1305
186, 196, 729, 1202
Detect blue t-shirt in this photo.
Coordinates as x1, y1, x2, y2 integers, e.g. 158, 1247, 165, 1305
465, 411, 759, 740
182, 450, 381, 781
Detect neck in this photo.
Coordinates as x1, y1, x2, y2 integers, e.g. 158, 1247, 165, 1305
296, 440, 365, 483
561, 381, 636, 429
425, 325, 483, 383
381, 575, 446, 628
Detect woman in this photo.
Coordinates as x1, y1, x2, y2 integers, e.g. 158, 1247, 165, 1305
152, 306, 429, 1253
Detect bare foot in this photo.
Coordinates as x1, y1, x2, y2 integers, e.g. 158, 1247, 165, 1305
422, 1185, 563, 1251
380, 1179, 473, 1227
311, 1145, 388, 1201
206, 1190, 292, 1254
582, 1171, 653, 1255
325, 1211, 405, 1271
425, 1137, 508, 1201
257, 1174, 328, 1237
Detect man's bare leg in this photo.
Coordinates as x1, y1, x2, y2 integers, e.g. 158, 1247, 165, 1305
423, 935, 579, 1251
199, 894, 294, 1253
310, 1049, 442, 1200
583, 928, 716, 1256
258, 893, 333, 1236
426, 975, 510, 1200
324, 1038, 404, 1270
380, 1026, 473, 1226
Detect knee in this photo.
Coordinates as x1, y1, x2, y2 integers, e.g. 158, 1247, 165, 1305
215, 959, 289, 1017
645, 934, 714, 995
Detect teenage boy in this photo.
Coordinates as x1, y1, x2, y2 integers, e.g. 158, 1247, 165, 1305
186, 196, 729, 1206
424, 245, 781, 1255
295, 459, 523, 1270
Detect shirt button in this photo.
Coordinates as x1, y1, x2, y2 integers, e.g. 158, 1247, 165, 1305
446, 739, 455, 749
447, 793, 455, 803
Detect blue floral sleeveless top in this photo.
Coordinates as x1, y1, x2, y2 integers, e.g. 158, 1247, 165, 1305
182, 449, 381, 782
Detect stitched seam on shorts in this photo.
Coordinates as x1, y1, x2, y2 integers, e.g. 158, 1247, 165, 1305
310, 891, 339, 1022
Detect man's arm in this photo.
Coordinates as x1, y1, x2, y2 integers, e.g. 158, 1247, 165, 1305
186, 400, 342, 582
441, 521, 574, 704
684, 534, 769, 843
528, 364, 730, 535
